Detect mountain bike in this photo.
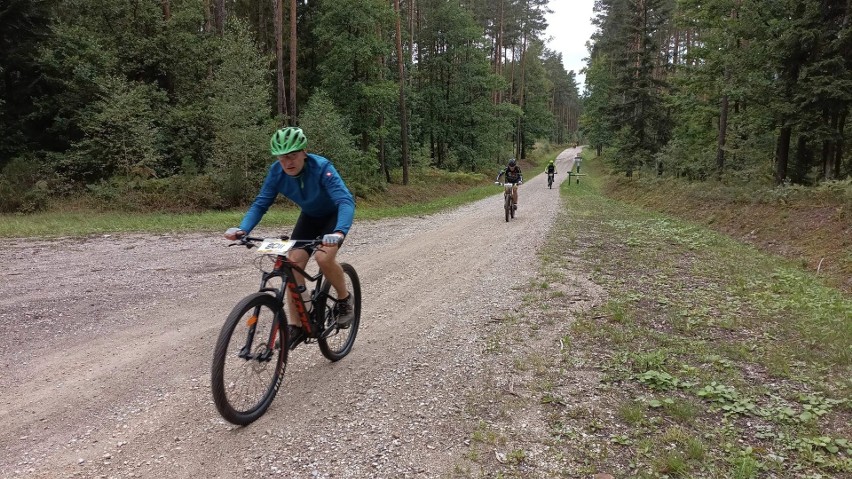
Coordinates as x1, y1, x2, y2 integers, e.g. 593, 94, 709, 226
211, 235, 361, 426
496, 182, 518, 222
547, 172, 556, 189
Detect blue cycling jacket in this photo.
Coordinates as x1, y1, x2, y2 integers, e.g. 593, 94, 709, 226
239, 153, 355, 235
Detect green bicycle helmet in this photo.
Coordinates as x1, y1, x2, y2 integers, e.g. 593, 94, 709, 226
270, 127, 308, 155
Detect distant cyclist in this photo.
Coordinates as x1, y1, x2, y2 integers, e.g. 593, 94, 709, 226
224, 127, 356, 345
545, 159, 557, 175
545, 159, 557, 188
495, 158, 523, 208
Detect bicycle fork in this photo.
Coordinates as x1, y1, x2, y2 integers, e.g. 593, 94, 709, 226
238, 306, 277, 362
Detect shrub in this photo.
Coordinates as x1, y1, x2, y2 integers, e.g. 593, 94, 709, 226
0, 156, 52, 213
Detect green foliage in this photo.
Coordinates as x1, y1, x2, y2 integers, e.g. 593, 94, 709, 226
549, 159, 852, 475
299, 91, 381, 197
585, 0, 852, 182
208, 20, 276, 207
65, 76, 166, 182
541, 51, 581, 145
520, 41, 556, 152
0, 156, 52, 213
2, 0, 578, 211
636, 370, 682, 391
696, 382, 759, 416
414, 0, 512, 170
580, 54, 615, 155
83, 173, 225, 211
0, 0, 52, 167
314, 0, 396, 167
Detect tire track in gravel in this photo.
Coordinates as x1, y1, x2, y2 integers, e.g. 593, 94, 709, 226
1, 148, 584, 478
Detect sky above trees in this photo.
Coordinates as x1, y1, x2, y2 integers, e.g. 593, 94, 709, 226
545, 0, 596, 89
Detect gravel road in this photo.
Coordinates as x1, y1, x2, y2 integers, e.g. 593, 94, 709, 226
1, 148, 584, 478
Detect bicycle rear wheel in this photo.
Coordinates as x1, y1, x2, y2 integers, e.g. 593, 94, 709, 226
211, 292, 287, 425
317, 263, 361, 361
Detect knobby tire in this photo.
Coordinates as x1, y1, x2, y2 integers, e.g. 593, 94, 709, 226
317, 263, 361, 361
504, 194, 510, 222
211, 292, 287, 426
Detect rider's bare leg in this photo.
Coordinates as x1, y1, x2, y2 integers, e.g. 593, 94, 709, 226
285, 249, 310, 326
314, 245, 349, 301
512, 184, 519, 205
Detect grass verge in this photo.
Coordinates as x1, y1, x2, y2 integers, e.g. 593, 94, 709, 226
602, 174, 851, 293
0, 145, 569, 238
455, 156, 851, 478
0, 169, 504, 238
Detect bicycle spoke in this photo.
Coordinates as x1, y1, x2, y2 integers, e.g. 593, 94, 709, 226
211, 293, 286, 425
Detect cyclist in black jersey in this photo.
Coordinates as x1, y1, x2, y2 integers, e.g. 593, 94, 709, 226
495, 158, 523, 207
545, 159, 556, 175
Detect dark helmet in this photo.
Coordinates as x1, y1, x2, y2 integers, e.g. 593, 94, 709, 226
508, 158, 517, 167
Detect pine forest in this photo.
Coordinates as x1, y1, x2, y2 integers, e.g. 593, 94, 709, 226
0, 0, 849, 214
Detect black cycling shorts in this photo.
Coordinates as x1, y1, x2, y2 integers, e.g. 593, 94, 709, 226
291, 211, 341, 255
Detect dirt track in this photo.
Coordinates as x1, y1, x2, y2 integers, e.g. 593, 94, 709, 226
1, 148, 584, 478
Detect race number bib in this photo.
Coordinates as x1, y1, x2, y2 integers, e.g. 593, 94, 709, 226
256, 239, 295, 255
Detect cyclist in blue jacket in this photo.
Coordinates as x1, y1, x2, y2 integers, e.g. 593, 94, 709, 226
225, 127, 356, 344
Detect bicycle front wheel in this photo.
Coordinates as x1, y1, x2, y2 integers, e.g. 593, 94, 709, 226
211, 293, 287, 425
317, 263, 361, 361
504, 195, 510, 222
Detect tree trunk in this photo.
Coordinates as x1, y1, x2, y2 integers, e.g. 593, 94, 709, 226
203, 0, 212, 33
274, 0, 286, 122
378, 114, 390, 182
509, 42, 516, 106
288, 0, 298, 125
160, 0, 173, 95
394, 0, 410, 185
793, 134, 808, 184
716, 93, 729, 179
672, 27, 680, 65
214, 0, 225, 35
835, 110, 846, 179
822, 111, 834, 180
716, 6, 737, 180
161, 0, 170, 21
775, 125, 792, 184
494, 0, 504, 105
821, 138, 832, 180
517, 29, 527, 161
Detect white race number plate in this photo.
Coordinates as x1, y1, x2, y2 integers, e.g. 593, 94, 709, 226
256, 239, 295, 255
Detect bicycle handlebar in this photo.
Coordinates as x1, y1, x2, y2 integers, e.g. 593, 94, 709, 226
229, 235, 323, 249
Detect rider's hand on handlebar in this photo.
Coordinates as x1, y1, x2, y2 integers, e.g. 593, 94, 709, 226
224, 227, 245, 241
322, 232, 344, 247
